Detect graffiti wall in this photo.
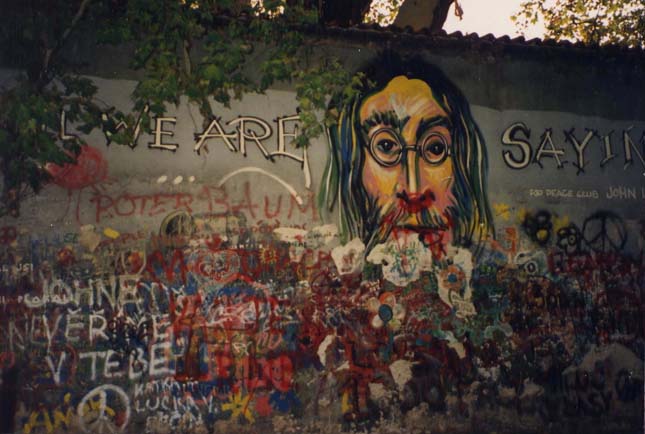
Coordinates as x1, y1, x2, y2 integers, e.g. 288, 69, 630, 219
1, 54, 644, 434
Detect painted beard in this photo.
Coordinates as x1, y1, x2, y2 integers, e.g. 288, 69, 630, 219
363, 187, 454, 252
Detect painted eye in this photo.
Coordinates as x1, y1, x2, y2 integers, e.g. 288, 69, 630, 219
370, 129, 402, 166
421, 133, 449, 164
377, 139, 397, 153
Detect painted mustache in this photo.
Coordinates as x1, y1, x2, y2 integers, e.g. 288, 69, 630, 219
367, 190, 451, 251
377, 189, 450, 232
396, 189, 436, 214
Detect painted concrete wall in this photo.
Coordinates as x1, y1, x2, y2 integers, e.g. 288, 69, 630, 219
1, 43, 644, 434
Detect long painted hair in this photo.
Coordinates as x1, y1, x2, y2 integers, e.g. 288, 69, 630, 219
318, 52, 494, 252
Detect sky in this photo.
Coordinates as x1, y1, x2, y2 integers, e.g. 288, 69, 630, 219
367, 0, 547, 40
443, 0, 546, 39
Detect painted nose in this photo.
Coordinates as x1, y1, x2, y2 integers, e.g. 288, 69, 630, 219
396, 151, 435, 213
404, 150, 418, 194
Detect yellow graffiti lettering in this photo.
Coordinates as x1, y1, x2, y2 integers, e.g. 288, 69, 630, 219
23, 411, 53, 434
341, 390, 352, 414
23, 394, 74, 434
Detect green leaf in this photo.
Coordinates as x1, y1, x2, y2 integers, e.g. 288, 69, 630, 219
204, 64, 224, 83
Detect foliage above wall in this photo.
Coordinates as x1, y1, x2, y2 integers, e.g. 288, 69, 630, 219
0, 0, 369, 218
513, 0, 645, 48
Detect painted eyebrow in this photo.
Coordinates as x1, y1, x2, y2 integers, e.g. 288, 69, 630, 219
416, 116, 451, 141
361, 110, 410, 134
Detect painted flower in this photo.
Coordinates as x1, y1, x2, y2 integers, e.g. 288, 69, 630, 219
260, 245, 278, 265
366, 236, 434, 286
366, 292, 406, 331
439, 264, 466, 292
556, 224, 582, 255
222, 390, 255, 423
437, 263, 476, 318
331, 238, 365, 275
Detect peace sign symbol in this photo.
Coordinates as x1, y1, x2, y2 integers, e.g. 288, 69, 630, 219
77, 385, 131, 433
582, 211, 627, 253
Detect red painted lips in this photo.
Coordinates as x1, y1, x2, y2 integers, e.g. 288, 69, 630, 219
396, 189, 436, 214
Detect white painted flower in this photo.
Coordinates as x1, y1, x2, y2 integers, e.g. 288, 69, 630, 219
274, 227, 308, 262
331, 238, 365, 275
437, 247, 476, 318
273, 227, 307, 243
307, 224, 339, 248
367, 236, 434, 286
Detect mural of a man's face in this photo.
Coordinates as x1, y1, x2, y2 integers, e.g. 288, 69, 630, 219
322, 58, 492, 251
359, 76, 455, 242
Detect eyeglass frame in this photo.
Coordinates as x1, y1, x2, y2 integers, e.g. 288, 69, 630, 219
364, 127, 452, 168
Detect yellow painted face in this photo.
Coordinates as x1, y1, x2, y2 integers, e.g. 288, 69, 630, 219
359, 76, 456, 232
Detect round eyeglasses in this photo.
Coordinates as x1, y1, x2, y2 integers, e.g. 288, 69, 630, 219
367, 128, 451, 167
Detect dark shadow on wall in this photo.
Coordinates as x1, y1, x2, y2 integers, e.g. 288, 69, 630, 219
0, 366, 18, 434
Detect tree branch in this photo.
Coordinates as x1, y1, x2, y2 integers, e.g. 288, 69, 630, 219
40, 0, 92, 84
430, 0, 458, 33
183, 39, 192, 77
